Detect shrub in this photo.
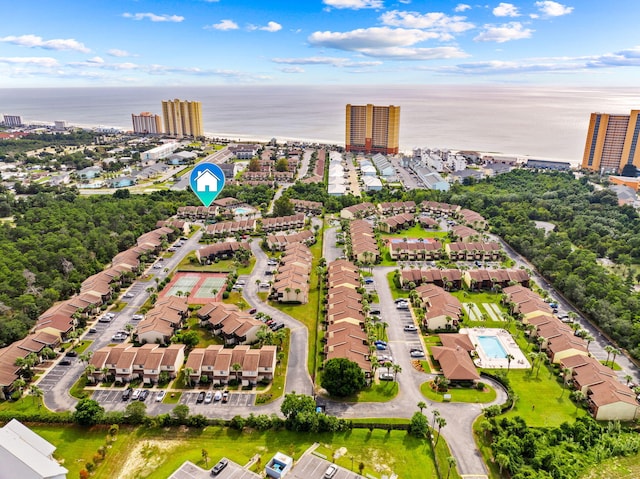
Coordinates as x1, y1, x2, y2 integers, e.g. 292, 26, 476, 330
476, 381, 486, 391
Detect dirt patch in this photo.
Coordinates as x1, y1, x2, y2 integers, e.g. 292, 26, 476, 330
118, 439, 186, 479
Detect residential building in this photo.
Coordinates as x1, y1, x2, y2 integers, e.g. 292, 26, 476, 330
2, 115, 22, 127
161, 99, 203, 138
345, 104, 400, 155
141, 142, 179, 162
581, 110, 640, 173
131, 112, 162, 134
431, 334, 479, 383
0, 419, 68, 479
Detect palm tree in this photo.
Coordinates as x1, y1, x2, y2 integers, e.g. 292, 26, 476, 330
417, 401, 427, 414
29, 384, 43, 408
506, 354, 515, 373
604, 345, 615, 367
383, 361, 393, 376
183, 367, 194, 387
446, 456, 457, 479
584, 333, 595, 353
610, 348, 621, 369
435, 416, 447, 446
535, 352, 547, 378
392, 363, 402, 381
12, 378, 26, 399
625, 374, 633, 385
571, 390, 586, 413
232, 362, 242, 383
495, 453, 511, 475
431, 409, 441, 430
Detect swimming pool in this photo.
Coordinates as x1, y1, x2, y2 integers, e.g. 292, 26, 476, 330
234, 207, 252, 215
477, 335, 507, 359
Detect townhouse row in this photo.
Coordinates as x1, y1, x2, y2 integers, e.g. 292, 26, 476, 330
504, 285, 640, 421
270, 242, 312, 304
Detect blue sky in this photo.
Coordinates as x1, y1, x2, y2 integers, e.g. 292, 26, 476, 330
1, 0, 640, 87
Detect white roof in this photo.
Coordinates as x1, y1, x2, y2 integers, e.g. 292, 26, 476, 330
0, 419, 68, 479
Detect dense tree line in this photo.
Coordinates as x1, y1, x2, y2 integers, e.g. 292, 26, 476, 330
486, 415, 640, 478
0, 189, 192, 347
0, 130, 100, 160
445, 169, 640, 359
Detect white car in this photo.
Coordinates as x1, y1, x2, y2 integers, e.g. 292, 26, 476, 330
123, 292, 134, 298
404, 325, 418, 332
131, 389, 141, 400
204, 391, 213, 404
214, 391, 223, 401
156, 391, 166, 402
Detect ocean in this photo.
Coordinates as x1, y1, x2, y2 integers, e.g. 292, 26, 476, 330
0, 85, 638, 164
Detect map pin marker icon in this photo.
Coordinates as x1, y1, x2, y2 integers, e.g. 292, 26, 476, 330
189, 162, 226, 207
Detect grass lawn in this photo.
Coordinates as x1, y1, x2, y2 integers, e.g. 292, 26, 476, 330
69, 375, 90, 400
581, 452, 640, 479
268, 239, 323, 378
473, 418, 502, 479
420, 381, 497, 403
71, 340, 93, 354
33, 424, 133, 479
380, 224, 447, 240
256, 331, 289, 405
495, 368, 587, 426
386, 271, 410, 300
223, 291, 249, 310
34, 425, 448, 479
164, 392, 182, 404
0, 396, 50, 415
600, 360, 622, 371
186, 316, 224, 347
336, 380, 399, 403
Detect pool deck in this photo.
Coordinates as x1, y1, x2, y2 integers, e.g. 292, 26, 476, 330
461, 327, 530, 370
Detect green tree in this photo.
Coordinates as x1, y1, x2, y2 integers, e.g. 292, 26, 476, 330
73, 398, 105, 426
172, 404, 190, 424
409, 411, 429, 438
417, 401, 427, 414
320, 358, 366, 397
124, 400, 147, 424
272, 197, 295, 217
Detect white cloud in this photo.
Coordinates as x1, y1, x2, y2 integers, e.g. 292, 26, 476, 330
272, 56, 383, 67
322, 0, 383, 10
474, 22, 533, 43
261, 21, 282, 32
0, 34, 90, 53
380, 10, 474, 35
207, 20, 239, 31
122, 12, 184, 22
454, 4, 471, 12
0, 56, 59, 67
535, 1, 574, 17
108, 49, 134, 57
309, 27, 442, 51
493, 3, 520, 17
280, 66, 305, 73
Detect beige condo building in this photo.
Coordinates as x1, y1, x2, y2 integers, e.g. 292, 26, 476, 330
131, 111, 162, 134
582, 110, 640, 173
161, 99, 203, 138
345, 104, 400, 155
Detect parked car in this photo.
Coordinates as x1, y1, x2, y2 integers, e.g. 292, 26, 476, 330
98, 316, 112, 323
222, 391, 229, 403
374, 340, 387, 346
131, 389, 141, 400
396, 303, 409, 310
272, 322, 285, 331
211, 458, 228, 476
59, 359, 72, 366
324, 464, 338, 479
204, 391, 213, 404
132, 314, 144, 320
410, 349, 425, 358
214, 391, 223, 401
65, 350, 78, 357
379, 373, 394, 381
88, 328, 97, 334
248, 308, 257, 314
139, 390, 149, 401
122, 388, 133, 401
404, 325, 418, 332
196, 391, 206, 404
156, 390, 166, 402
375, 343, 387, 350
123, 292, 135, 298
364, 278, 374, 284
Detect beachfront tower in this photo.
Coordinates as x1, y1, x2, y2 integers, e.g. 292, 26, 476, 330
345, 104, 400, 155
131, 112, 162, 135
582, 110, 640, 174
161, 99, 203, 138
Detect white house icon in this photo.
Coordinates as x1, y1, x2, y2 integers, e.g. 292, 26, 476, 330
194, 169, 220, 192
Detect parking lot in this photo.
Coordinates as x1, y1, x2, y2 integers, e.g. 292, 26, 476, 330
38, 363, 72, 392
180, 391, 255, 407
289, 454, 362, 479
169, 458, 260, 479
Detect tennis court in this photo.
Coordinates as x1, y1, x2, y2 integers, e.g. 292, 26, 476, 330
193, 277, 227, 298
161, 272, 228, 303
